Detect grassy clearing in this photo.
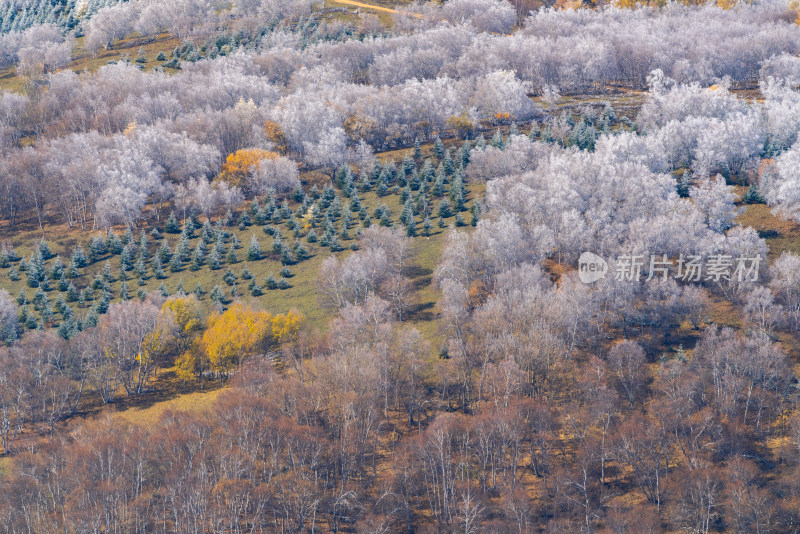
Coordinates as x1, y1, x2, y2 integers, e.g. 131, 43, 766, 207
0, 65, 25, 93
0, 32, 182, 93
0, 456, 9, 479
114, 387, 222, 427
737, 196, 800, 260
68, 33, 183, 75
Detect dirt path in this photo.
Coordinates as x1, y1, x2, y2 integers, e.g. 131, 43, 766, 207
328, 0, 400, 14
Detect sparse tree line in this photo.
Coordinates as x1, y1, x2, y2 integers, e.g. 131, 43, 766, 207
0, 288, 300, 453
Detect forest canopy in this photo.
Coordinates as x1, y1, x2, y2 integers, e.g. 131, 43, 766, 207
2, 0, 800, 532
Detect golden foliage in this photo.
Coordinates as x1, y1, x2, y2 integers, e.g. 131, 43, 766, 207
138, 328, 168, 367
200, 304, 301, 373
217, 148, 280, 189
446, 112, 475, 139
555, 0, 584, 9
343, 114, 378, 142
493, 112, 514, 125
467, 280, 489, 309
299, 204, 317, 230
162, 296, 202, 335
264, 120, 288, 154
162, 295, 203, 361
124, 121, 137, 137
175, 347, 207, 382
271, 309, 302, 341
234, 97, 258, 116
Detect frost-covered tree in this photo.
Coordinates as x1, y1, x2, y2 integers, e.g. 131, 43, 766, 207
689, 175, 740, 233
131, 126, 221, 184
767, 141, 800, 223
440, 0, 516, 33
15, 23, 72, 77
0, 289, 17, 344
693, 112, 764, 178
84, 4, 134, 57
173, 178, 243, 221
303, 127, 350, 175
247, 155, 300, 196
471, 70, 537, 122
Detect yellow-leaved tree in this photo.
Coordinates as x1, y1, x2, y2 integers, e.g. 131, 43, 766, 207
446, 112, 475, 139
162, 296, 203, 352
264, 121, 288, 154
216, 148, 280, 190
161, 296, 206, 382
201, 304, 301, 375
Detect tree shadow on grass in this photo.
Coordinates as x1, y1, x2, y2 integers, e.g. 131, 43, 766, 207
406, 301, 435, 322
